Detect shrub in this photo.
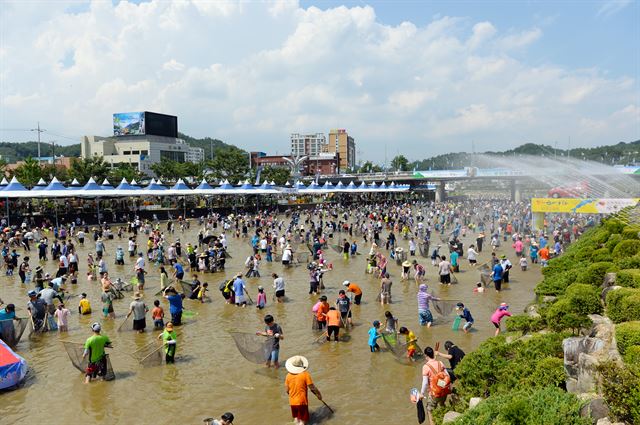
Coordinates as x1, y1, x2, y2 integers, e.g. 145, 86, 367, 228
598, 362, 640, 424
452, 386, 590, 425
576, 262, 618, 286
536, 270, 576, 297
590, 247, 612, 262
604, 218, 625, 234
616, 321, 640, 355
622, 226, 640, 240
506, 314, 546, 334
527, 357, 566, 388
543, 254, 581, 278
606, 233, 623, 252
624, 346, 640, 365
546, 299, 592, 333
606, 288, 640, 323
617, 269, 640, 288
612, 240, 640, 261
455, 333, 565, 400
616, 254, 640, 270
565, 283, 603, 315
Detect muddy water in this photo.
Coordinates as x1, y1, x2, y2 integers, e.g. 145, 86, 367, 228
0, 222, 542, 424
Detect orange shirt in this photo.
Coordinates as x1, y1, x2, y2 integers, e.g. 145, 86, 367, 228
151, 306, 164, 320
316, 302, 330, 321
539, 247, 550, 260
285, 371, 313, 406
325, 310, 341, 327
347, 283, 362, 296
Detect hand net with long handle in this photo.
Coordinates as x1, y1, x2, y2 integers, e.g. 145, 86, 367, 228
479, 264, 492, 285
431, 300, 462, 317
131, 341, 164, 367
230, 332, 273, 364
0, 319, 28, 348
62, 341, 115, 381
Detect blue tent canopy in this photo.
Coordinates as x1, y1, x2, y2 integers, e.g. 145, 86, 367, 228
31, 178, 48, 191
1, 177, 30, 197
0, 177, 8, 189
114, 178, 135, 191
101, 179, 115, 190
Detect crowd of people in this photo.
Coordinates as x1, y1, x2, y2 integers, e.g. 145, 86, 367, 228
0, 197, 598, 424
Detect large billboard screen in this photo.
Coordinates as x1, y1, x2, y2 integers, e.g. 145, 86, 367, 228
113, 112, 145, 136
145, 112, 178, 138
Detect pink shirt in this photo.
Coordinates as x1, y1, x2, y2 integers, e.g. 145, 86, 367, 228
513, 240, 523, 252
54, 308, 70, 326
312, 301, 321, 313
491, 308, 511, 324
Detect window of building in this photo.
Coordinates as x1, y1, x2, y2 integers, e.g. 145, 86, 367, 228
123, 151, 131, 155
132, 150, 139, 155
160, 150, 185, 162
141, 150, 148, 156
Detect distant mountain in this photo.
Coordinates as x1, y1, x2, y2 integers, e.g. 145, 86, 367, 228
0, 133, 242, 163
0, 142, 80, 163
410, 140, 640, 170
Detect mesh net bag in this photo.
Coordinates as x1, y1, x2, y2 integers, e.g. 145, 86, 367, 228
131, 341, 164, 367
309, 404, 334, 423
431, 300, 462, 317
479, 264, 493, 285
382, 332, 423, 362
296, 252, 309, 263
418, 243, 429, 257
230, 332, 273, 364
62, 341, 115, 380
178, 281, 194, 296
330, 244, 342, 254
0, 318, 28, 348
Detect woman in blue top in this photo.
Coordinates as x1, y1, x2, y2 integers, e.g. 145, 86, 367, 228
163, 287, 184, 325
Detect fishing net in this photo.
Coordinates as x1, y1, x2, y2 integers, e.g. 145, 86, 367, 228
309, 404, 334, 423
178, 281, 194, 296
230, 332, 273, 364
0, 318, 28, 348
418, 243, 429, 257
296, 252, 309, 263
62, 341, 115, 380
306, 243, 314, 254
293, 235, 303, 244
131, 341, 164, 367
431, 300, 461, 317
479, 264, 492, 285
330, 244, 342, 253
46, 314, 58, 331
382, 333, 423, 362
273, 253, 283, 262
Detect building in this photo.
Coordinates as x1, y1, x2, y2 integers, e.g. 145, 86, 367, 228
81, 111, 204, 176
5, 156, 73, 173
290, 133, 326, 157
327, 129, 355, 171
252, 153, 339, 176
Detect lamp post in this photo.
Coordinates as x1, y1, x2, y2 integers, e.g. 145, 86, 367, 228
30, 122, 46, 163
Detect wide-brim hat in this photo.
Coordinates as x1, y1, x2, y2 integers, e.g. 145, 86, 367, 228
402, 261, 412, 267
132, 292, 142, 300
285, 355, 309, 374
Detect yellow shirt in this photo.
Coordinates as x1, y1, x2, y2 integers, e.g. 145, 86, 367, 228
406, 331, 417, 350
79, 299, 92, 314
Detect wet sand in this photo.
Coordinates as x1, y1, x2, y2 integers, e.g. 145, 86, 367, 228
0, 221, 542, 424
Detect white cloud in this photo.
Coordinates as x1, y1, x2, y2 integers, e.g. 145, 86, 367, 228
597, 0, 632, 18
0, 0, 637, 162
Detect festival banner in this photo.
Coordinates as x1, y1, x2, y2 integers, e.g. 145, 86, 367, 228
531, 198, 640, 214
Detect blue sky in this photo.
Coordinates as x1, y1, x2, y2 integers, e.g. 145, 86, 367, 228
0, 0, 638, 162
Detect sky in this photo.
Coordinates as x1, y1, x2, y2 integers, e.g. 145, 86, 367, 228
0, 0, 638, 163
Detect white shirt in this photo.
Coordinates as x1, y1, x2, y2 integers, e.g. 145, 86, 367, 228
128, 240, 136, 252
135, 257, 145, 270
467, 248, 478, 261
273, 277, 285, 291
59, 255, 69, 268
282, 249, 292, 262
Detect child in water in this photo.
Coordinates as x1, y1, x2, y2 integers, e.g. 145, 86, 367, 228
473, 282, 485, 293
256, 286, 266, 309
152, 300, 165, 329
368, 320, 382, 352
519, 255, 528, 271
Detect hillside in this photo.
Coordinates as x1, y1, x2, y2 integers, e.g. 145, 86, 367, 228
410, 140, 640, 170
0, 133, 241, 163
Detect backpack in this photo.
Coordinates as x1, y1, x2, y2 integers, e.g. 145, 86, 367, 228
427, 362, 451, 398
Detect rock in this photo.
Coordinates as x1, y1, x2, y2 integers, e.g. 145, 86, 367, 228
596, 419, 612, 425
601, 285, 621, 302
603, 273, 617, 288
526, 304, 541, 318
442, 411, 462, 423
469, 397, 483, 409
580, 397, 610, 423
542, 295, 557, 303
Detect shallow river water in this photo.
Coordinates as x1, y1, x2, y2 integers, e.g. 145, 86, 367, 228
1, 220, 542, 424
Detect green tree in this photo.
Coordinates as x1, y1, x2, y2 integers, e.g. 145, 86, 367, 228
150, 158, 179, 181
254, 166, 291, 185
359, 161, 383, 173
13, 157, 45, 187
390, 155, 409, 171
207, 147, 249, 183
109, 163, 144, 183
69, 156, 110, 183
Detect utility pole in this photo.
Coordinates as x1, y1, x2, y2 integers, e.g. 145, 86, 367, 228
30, 122, 45, 163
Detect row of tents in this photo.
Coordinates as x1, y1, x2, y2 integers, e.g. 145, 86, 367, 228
0, 177, 410, 198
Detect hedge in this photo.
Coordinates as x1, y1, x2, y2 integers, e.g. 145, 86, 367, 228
545, 298, 592, 333
505, 314, 546, 334
451, 386, 590, 425
535, 270, 576, 297
605, 233, 623, 252
598, 362, 640, 424
565, 283, 603, 315
616, 321, 640, 356
617, 269, 640, 288
590, 247, 613, 263
622, 226, 640, 240
575, 262, 618, 286
616, 254, 640, 270
624, 346, 640, 365
606, 288, 640, 323
604, 218, 625, 234
612, 240, 640, 261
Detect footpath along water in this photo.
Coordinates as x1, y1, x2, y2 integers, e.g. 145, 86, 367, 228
0, 222, 542, 424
